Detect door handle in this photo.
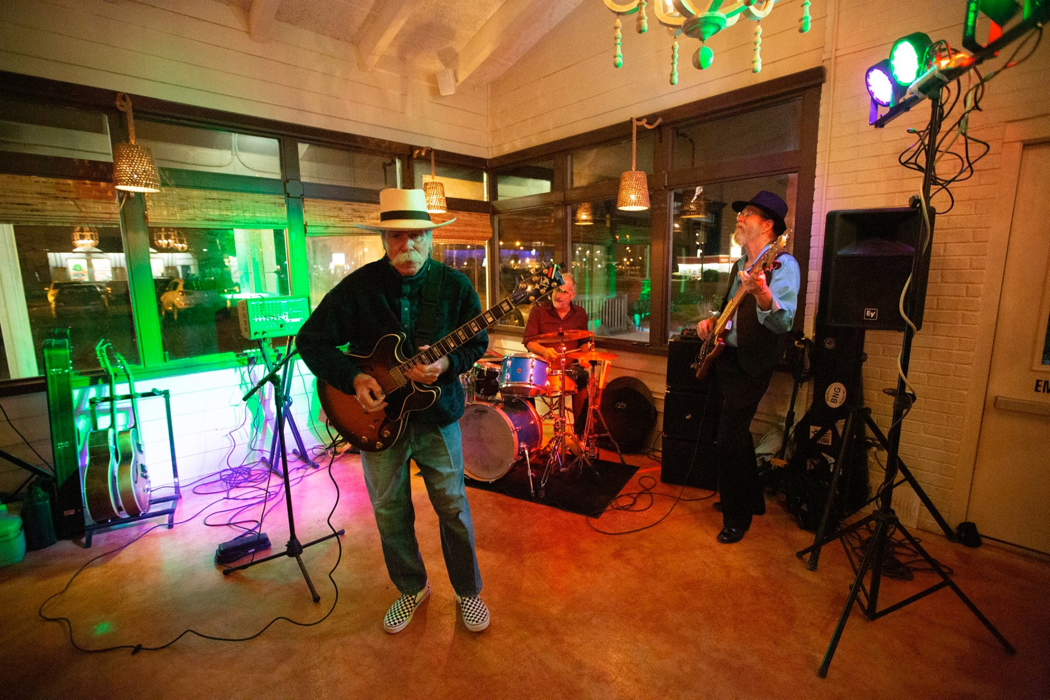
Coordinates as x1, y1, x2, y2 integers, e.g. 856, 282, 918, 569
994, 396, 1050, 416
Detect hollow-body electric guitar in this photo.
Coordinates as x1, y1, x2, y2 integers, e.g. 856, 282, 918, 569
694, 233, 789, 380
319, 264, 563, 452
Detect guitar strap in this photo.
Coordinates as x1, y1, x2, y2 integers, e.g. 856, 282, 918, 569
414, 260, 447, 348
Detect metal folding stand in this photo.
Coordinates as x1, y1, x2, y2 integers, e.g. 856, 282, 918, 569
223, 343, 343, 602
256, 339, 318, 473
797, 90, 1013, 677
84, 388, 181, 547
568, 357, 624, 471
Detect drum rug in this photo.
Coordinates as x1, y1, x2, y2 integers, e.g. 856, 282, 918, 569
464, 458, 638, 517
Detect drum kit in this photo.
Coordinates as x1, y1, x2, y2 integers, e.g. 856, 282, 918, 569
459, 329, 620, 498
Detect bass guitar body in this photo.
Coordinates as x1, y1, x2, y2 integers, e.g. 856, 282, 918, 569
693, 334, 726, 382
318, 333, 439, 453
83, 428, 120, 523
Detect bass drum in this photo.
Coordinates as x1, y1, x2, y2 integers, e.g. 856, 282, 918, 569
459, 400, 542, 482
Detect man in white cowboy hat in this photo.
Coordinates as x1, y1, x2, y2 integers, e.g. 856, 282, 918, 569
297, 188, 491, 633
695, 190, 799, 545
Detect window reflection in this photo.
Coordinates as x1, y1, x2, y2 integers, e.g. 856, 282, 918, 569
570, 133, 653, 188
571, 200, 652, 341
667, 175, 795, 338
672, 100, 802, 170
495, 161, 554, 200
496, 207, 558, 327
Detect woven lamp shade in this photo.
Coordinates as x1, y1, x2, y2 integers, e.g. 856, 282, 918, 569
423, 179, 447, 214
574, 202, 594, 225
113, 142, 161, 193
617, 170, 650, 211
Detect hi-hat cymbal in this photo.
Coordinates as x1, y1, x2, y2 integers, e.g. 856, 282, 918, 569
533, 329, 593, 344
567, 349, 618, 362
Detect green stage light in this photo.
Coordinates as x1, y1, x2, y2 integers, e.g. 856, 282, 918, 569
889, 32, 933, 86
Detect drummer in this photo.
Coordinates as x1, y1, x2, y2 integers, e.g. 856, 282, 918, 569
522, 273, 591, 414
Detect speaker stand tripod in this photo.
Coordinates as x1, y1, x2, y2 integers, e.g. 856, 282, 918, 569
799, 91, 1013, 677
224, 341, 344, 602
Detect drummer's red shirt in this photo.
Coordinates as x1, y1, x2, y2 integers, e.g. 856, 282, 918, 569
522, 302, 589, 351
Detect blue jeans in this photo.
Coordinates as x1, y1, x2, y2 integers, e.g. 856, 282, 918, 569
360, 420, 482, 597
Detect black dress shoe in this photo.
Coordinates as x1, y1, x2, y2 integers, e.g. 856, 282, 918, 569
717, 526, 748, 544
713, 501, 723, 512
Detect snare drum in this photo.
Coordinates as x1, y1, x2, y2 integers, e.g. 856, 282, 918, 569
500, 353, 548, 397
459, 400, 542, 482
471, 360, 502, 400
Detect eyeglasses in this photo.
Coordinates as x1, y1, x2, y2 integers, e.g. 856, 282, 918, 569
737, 207, 768, 219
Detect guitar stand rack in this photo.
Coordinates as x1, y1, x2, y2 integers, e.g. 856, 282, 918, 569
85, 388, 182, 548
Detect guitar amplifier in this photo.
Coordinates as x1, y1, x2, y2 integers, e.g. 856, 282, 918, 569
237, 296, 311, 340
667, 334, 709, 393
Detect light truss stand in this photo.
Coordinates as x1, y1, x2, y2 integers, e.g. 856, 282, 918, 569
805, 91, 1013, 677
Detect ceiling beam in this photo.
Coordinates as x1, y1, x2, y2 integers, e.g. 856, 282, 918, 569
248, 0, 282, 42
356, 0, 422, 73
453, 0, 549, 86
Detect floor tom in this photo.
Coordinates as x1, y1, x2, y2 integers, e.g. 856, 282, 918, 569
460, 400, 542, 482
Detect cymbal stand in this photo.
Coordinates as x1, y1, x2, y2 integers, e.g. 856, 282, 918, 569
568, 358, 622, 472
538, 344, 583, 493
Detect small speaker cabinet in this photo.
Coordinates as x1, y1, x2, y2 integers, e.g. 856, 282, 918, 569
818, 207, 935, 331
661, 435, 718, 491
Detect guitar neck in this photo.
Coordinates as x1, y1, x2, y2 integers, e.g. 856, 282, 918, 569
397, 296, 521, 378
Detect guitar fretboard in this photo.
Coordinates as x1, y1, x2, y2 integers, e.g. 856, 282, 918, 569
389, 283, 546, 387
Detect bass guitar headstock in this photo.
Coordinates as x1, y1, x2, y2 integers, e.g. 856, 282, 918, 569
94, 339, 115, 376
512, 264, 565, 306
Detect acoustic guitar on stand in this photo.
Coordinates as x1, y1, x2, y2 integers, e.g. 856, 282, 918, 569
693, 233, 789, 380
319, 264, 563, 452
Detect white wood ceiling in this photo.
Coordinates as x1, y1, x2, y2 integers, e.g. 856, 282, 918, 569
219, 0, 583, 90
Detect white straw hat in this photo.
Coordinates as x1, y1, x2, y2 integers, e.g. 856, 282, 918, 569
354, 188, 456, 231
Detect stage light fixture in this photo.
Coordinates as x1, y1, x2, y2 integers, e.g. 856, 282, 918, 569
865, 60, 900, 107
889, 32, 933, 86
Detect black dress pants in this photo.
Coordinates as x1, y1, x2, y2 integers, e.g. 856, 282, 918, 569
711, 347, 773, 530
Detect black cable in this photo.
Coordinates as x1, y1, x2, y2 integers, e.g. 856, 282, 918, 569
38, 443, 344, 654
0, 399, 55, 473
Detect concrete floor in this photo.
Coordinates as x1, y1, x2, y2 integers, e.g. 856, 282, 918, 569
2, 451, 1048, 699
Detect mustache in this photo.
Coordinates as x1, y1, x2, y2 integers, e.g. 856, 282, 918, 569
391, 250, 426, 265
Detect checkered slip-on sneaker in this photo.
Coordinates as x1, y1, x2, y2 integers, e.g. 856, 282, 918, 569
383, 582, 430, 634
455, 594, 490, 632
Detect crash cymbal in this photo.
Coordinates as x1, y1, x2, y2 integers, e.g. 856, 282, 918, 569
566, 349, 618, 362
533, 329, 593, 344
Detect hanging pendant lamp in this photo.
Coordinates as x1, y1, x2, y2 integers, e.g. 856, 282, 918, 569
112, 93, 161, 193
617, 116, 661, 211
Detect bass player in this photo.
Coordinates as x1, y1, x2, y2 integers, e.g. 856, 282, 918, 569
695, 190, 799, 544
297, 188, 490, 633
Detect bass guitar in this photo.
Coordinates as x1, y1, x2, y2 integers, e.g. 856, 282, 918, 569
319, 264, 563, 452
694, 233, 789, 380
112, 350, 151, 517
83, 340, 121, 523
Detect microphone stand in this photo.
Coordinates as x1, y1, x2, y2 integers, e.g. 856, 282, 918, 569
223, 339, 344, 602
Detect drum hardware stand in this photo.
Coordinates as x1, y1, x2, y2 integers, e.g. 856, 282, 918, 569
224, 341, 344, 602
256, 339, 319, 473
797, 90, 1014, 677
569, 357, 623, 474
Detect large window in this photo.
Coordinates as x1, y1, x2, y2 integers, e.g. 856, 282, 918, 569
570, 134, 653, 188
495, 160, 554, 200
412, 161, 486, 201
571, 200, 652, 341
668, 175, 796, 337
300, 143, 399, 189
495, 207, 559, 327
672, 100, 801, 170
0, 175, 137, 375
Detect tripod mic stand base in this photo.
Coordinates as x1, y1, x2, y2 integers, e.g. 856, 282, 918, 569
223, 528, 345, 603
